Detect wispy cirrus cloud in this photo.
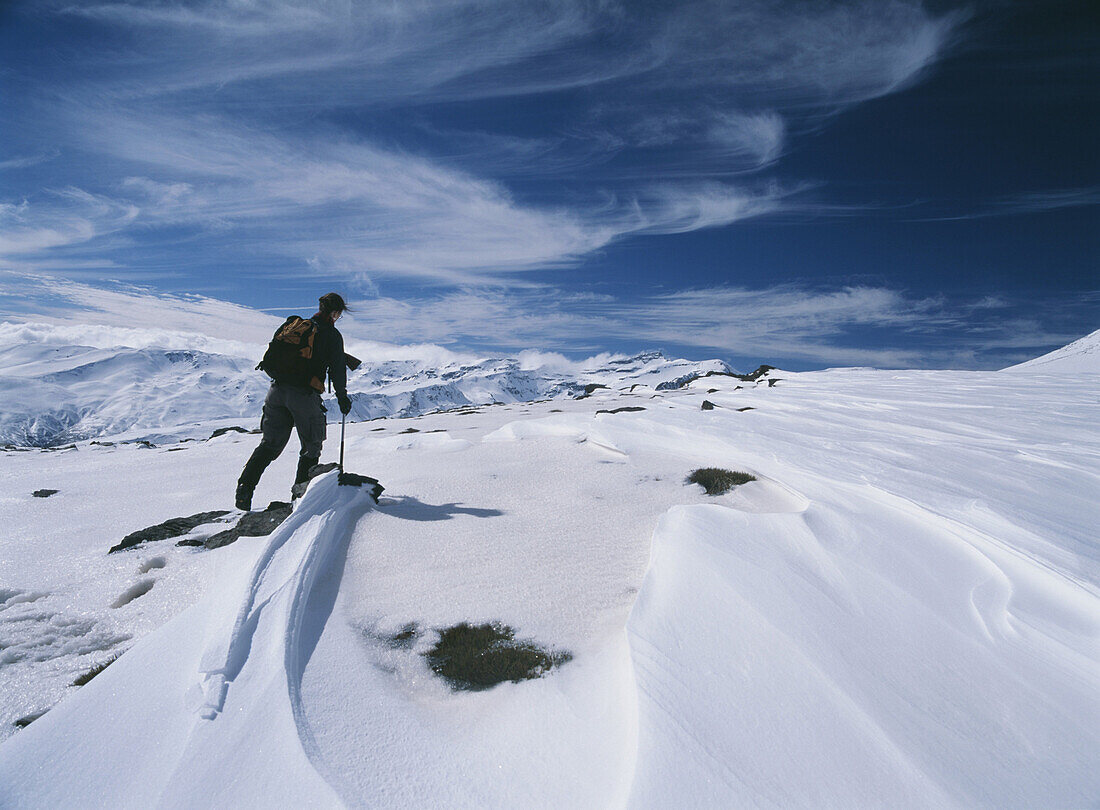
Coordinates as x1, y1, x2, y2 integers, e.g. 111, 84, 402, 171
4, 0, 962, 285
0, 272, 283, 347
0, 190, 138, 257
907, 187, 1100, 221
0, 151, 59, 171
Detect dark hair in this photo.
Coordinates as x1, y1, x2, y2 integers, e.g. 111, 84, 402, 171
317, 292, 349, 315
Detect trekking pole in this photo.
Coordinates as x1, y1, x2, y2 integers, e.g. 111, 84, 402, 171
339, 413, 346, 474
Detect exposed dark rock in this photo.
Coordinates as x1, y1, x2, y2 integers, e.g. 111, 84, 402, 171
656, 374, 699, 391
90, 441, 115, 447
336, 473, 384, 502
707, 388, 719, 393
110, 510, 231, 553
701, 400, 715, 410
743, 364, 775, 381
595, 406, 647, 415
657, 365, 774, 391
737, 407, 755, 412
399, 428, 420, 434
32, 489, 59, 498
577, 383, 609, 398
203, 502, 293, 549
209, 426, 249, 439
767, 378, 781, 387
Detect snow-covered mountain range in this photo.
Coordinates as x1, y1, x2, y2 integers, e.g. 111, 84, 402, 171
0, 323, 734, 447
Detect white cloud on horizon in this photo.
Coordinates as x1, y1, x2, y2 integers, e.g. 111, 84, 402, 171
0, 273, 283, 349
0, 274, 1088, 370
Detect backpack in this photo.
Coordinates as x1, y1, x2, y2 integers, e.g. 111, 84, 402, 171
257, 316, 325, 392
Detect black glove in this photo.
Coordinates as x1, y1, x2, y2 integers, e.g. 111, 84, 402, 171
337, 392, 352, 415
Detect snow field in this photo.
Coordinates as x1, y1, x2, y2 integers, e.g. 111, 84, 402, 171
0, 366, 1097, 807
0, 423, 319, 736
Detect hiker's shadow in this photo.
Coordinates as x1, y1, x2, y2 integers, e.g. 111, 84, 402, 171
380, 495, 504, 522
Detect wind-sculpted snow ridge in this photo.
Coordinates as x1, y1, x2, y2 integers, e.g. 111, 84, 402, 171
0, 472, 375, 808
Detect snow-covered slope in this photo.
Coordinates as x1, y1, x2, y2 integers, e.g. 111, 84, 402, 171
0, 323, 734, 446
1, 363, 1097, 807
0, 342, 268, 446
1002, 327, 1100, 373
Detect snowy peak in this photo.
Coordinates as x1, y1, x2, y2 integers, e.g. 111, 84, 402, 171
1003, 328, 1100, 373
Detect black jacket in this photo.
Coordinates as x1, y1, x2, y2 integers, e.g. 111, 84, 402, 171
310, 316, 347, 397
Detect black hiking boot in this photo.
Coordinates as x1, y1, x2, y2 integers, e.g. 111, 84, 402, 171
294, 455, 320, 486
237, 443, 278, 511
291, 455, 321, 501
235, 483, 254, 511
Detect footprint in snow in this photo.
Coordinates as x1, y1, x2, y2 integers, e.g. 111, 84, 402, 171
138, 556, 167, 574
111, 578, 155, 609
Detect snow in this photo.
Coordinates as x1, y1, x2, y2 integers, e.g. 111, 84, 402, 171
1, 342, 1098, 807
1002, 327, 1100, 373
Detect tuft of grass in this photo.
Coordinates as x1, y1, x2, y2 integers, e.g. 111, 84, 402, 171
13, 710, 47, 729
387, 623, 419, 649
72, 653, 121, 687
686, 467, 757, 496
424, 622, 571, 692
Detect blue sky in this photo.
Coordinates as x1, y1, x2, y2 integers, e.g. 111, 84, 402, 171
1, 0, 1096, 370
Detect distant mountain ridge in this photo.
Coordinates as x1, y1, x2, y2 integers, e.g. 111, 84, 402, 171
1002, 328, 1100, 373
0, 340, 733, 447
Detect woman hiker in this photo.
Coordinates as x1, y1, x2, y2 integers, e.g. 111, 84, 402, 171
235, 292, 353, 511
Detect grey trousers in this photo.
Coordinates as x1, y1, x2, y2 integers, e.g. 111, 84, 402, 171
257, 382, 327, 459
